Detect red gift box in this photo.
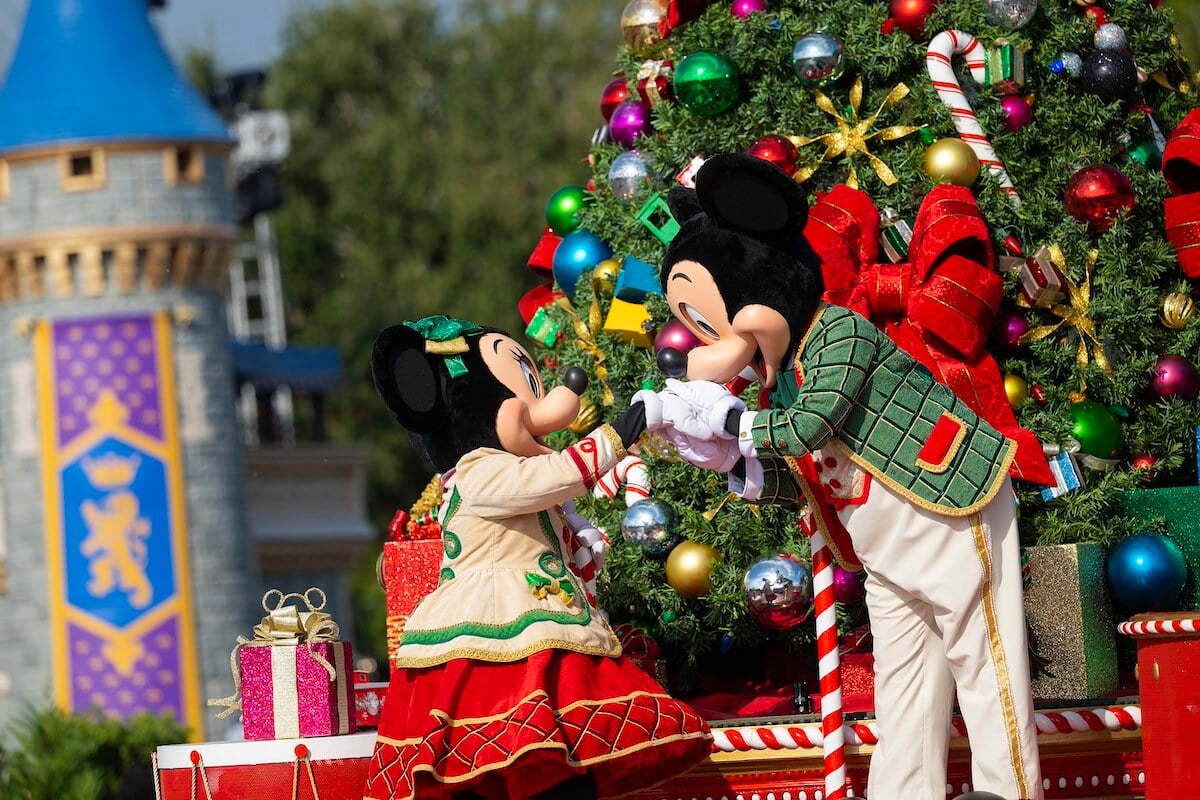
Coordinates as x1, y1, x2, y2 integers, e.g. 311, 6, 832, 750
354, 680, 388, 728
1019, 244, 1067, 308
636, 59, 674, 107
383, 538, 443, 664
239, 641, 357, 741
155, 732, 375, 800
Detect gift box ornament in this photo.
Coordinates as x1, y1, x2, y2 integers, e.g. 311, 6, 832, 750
524, 306, 562, 348
984, 39, 1029, 94
1018, 244, 1067, 308
636, 194, 681, 244
354, 680, 388, 729
209, 588, 357, 741
603, 298, 655, 348
1040, 444, 1085, 502
878, 207, 913, 263
1022, 543, 1118, 700
676, 156, 706, 188
636, 59, 675, 106
614, 255, 663, 303
1117, 486, 1200, 612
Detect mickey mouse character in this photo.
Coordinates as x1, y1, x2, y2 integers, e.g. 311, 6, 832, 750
650, 154, 1043, 800
363, 315, 711, 800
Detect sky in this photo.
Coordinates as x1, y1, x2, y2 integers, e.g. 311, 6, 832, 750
0, 0, 326, 77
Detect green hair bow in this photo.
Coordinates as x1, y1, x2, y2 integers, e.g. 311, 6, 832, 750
403, 315, 483, 379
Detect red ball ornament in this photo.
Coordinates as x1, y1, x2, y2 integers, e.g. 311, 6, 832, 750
833, 565, 867, 605
889, 0, 939, 38
1084, 6, 1108, 26
1030, 384, 1047, 404
600, 78, 630, 123
654, 319, 703, 355
1000, 95, 1033, 132
1131, 453, 1159, 474
747, 135, 799, 177
1149, 354, 1200, 401
1064, 165, 1135, 233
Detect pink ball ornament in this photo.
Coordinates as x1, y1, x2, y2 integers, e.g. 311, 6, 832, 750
654, 319, 703, 355
609, 100, 652, 149
993, 310, 1030, 352
1149, 354, 1200, 401
1000, 95, 1033, 132
731, 0, 768, 17
833, 565, 867, 605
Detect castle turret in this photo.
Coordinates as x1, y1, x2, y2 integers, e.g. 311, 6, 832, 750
0, 0, 257, 736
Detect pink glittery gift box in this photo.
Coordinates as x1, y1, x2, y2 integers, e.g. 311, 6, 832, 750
238, 641, 357, 741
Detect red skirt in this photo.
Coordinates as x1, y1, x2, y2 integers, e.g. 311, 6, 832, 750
363, 649, 712, 799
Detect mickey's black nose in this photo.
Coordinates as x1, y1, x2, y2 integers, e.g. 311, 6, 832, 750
656, 348, 688, 379
562, 366, 589, 395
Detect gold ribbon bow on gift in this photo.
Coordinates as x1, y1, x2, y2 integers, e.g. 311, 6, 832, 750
1018, 245, 1111, 375
554, 296, 615, 406
208, 588, 342, 719
788, 77, 924, 189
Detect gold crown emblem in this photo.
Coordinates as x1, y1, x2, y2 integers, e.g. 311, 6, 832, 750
81, 453, 141, 490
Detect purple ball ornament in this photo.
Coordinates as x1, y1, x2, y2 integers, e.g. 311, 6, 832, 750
833, 565, 867, 605
993, 310, 1030, 352
1000, 95, 1033, 132
609, 100, 652, 149
731, 0, 768, 17
654, 319, 703, 355
1149, 354, 1200, 401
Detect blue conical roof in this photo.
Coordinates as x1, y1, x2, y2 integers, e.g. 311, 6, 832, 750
0, 0, 232, 155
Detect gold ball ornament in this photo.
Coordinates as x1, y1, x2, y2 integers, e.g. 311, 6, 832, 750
665, 540, 721, 599
591, 258, 622, 296
1004, 374, 1029, 409
1162, 292, 1195, 330
923, 138, 980, 187
620, 0, 669, 52
569, 396, 601, 434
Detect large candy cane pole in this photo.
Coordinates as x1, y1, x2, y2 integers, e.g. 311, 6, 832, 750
810, 527, 847, 800
927, 30, 1021, 207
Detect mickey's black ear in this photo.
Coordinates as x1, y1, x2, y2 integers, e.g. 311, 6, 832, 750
694, 152, 809, 236
667, 186, 704, 225
371, 325, 447, 433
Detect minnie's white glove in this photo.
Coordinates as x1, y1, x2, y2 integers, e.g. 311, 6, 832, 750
632, 385, 716, 440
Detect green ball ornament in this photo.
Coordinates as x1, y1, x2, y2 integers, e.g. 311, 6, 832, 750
1128, 140, 1162, 170
1070, 400, 1123, 460
545, 185, 589, 235
661, 609, 678, 623
672, 51, 741, 117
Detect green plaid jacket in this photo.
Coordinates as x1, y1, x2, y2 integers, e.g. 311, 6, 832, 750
750, 304, 1015, 516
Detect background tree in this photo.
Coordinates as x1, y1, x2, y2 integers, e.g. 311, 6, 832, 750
267, 0, 620, 665
521, 0, 1200, 692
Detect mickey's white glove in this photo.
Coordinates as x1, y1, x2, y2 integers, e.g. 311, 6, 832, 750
660, 378, 746, 440
632, 385, 716, 440
661, 426, 743, 473
563, 499, 608, 573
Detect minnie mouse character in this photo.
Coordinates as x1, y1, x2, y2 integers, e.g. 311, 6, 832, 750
363, 315, 710, 800
646, 154, 1043, 800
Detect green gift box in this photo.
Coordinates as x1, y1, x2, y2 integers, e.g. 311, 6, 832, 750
1117, 486, 1200, 611
1023, 543, 1118, 700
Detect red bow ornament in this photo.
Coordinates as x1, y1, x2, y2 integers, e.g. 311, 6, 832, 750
805, 184, 1054, 486
1163, 108, 1200, 278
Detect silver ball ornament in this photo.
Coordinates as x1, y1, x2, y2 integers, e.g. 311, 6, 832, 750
982, 0, 1038, 30
621, 498, 680, 559
607, 150, 651, 204
1061, 52, 1083, 77
743, 554, 814, 630
1094, 23, 1127, 51
791, 33, 844, 88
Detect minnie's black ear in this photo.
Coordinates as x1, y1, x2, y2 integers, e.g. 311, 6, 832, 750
667, 186, 704, 225
694, 152, 809, 237
371, 325, 447, 433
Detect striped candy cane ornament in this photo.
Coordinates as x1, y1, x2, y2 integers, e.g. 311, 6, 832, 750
809, 526, 847, 799
926, 30, 1021, 206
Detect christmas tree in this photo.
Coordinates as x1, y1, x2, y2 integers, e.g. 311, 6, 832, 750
517, 0, 1199, 692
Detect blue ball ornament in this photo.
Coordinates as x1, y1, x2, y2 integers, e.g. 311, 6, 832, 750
1106, 532, 1188, 612
552, 230, 613, 297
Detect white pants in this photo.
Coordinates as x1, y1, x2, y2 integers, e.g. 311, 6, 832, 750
839, 478, 1042, 800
